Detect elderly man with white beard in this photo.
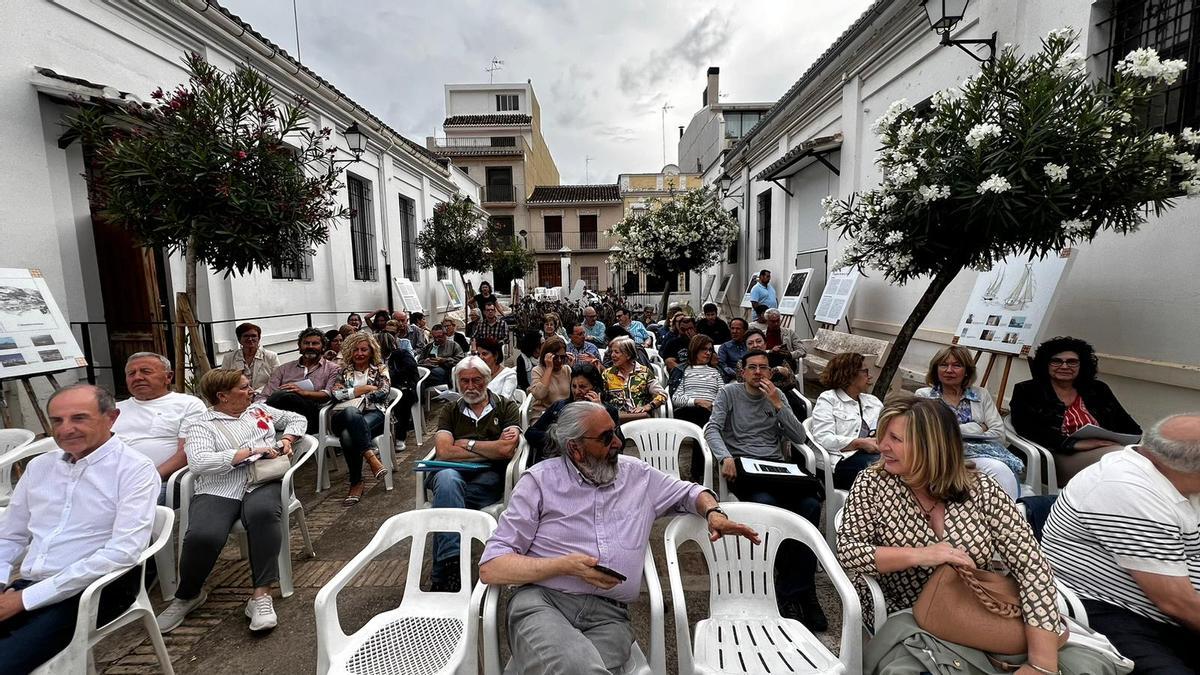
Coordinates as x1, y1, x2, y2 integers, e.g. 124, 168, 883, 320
480, 402, 759, 674
426, 356, 521, 592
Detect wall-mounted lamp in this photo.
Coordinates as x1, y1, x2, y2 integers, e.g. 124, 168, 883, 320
717, 173, 745, 208
328, 122, 367, 171
921, 0, 996, 64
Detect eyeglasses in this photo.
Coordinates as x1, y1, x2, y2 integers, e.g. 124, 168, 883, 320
581, 429, 619, 445
1049, 358, 1080, 368
857, 368, 871, 375
241, 335, 260, 342
937, 362, 964, 370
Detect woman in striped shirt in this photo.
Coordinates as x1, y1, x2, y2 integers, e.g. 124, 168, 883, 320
669, 334, 725, 484
157, 368, 307, 635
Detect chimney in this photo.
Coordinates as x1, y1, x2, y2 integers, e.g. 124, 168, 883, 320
704, 66, 719, 107
678, 125, 684, 138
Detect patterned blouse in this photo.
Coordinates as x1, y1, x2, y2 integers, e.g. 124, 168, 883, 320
602, 364, 667, 412
330, 363, 392, 412
836, 467, 1061, 633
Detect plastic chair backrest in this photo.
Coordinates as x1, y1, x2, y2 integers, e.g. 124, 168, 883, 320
384, 509, 496, 605
620, 418, 710, 488
0, 429, 36, 497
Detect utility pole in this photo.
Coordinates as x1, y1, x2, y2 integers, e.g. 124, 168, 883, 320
486, 57, 504, 83
291, 0, 301, 61
661, 102, 674, 166
585, 156, 592, 184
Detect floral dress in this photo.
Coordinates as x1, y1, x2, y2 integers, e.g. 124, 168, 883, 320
602, 363, 667, 412
330, 363, 391, 411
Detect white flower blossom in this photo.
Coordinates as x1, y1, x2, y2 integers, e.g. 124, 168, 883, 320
1047, 28, 1074, 41
1054, 51, 1086, 76
1169, 152, 1199, 172
932, 87, 963, 109
889, 163, 919, 185
1043, 163, 1069, 182
917, 184, 951, 202
1116, 48, 1188, 85
871, 98, 910, 135
1115, 111, 1132, 124
1061, 218, 1092, 239
966, 123, 1002, 149
1181, 127, 1200, 146
977, 175, 1012, 194
884, 231, 904, 245
881, 194, 898, 209
1182, 179, 1200, 197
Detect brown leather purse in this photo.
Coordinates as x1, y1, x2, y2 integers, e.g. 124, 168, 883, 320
913, 564, 1028, 654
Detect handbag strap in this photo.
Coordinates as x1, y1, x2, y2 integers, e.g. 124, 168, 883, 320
952, 565, 1022, 618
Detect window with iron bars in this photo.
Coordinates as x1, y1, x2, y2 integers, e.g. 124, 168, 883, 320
756, 189, 772, 260
1097, 0, 1200, 133
347, 174, 377, 281
271, 254, 313, 281
399, 194, 419, 282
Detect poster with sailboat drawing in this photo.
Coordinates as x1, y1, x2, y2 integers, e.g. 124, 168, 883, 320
952, 249, 1075, 356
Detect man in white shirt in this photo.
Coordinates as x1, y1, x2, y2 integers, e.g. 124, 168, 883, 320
1042, 413, 1200, 672
0, 384, 160, 673
113, 352, 206, 502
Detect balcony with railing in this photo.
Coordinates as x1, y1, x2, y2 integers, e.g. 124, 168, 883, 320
528, 230, 610, 252
425, 135, 528, 157
482, 184, 516, 204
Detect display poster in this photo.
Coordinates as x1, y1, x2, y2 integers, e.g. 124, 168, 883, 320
814, 267, 861, 325
441, 279, 462, 310
700, 274, 717, 305
714, 273, 735, 304
0, 268, 87, 380
393, 277, 424, 313
952, 248, 1075, 356
568, 280, 587, 302
739, 275, 759, 309
777, 268, 814, 316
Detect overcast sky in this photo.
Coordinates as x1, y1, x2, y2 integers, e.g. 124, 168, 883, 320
220, 0, 875, 185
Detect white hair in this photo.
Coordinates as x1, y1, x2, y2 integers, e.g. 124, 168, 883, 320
1143, 413, 1200, 474
453, 355, 492, 383
125, 352, 172, 371
547, 401, 606, 458
764, 308, 782, 320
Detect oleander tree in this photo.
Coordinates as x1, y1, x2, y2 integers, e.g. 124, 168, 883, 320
820, 29, 1197, 397
66, 53, 346, 376
415, 195, 493, 300
608, 185, 739, 315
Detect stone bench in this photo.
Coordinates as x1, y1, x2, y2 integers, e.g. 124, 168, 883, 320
801, 328, 892, 383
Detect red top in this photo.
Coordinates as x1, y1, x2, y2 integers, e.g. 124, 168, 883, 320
765, 328, 783, 350
1061, 394, 1098, 436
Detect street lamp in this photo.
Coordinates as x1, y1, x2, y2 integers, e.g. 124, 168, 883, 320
327, 122, 367, 172
921, 0, 996, 63
717, 173, 744, 207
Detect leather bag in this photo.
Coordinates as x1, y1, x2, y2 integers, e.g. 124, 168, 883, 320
913, 564, 1027, 655
247, 454, 291, 485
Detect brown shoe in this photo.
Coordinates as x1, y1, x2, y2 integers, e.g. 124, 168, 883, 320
343, 482, 365, 506
364, 450, 386, 480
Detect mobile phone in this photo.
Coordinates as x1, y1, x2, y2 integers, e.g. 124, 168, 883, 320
591, 564, 627, 582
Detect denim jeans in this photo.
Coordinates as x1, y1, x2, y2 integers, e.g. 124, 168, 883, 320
730, 483, 822, 602
424, 468, 504, 565
332, 407, 385, 485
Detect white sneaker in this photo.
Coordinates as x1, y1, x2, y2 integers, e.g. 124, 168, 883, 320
245, 594, 278, 631
157, 591, 207, 633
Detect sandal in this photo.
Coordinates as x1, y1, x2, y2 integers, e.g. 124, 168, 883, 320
343, 483, 365, 506
365, 450, 387, 480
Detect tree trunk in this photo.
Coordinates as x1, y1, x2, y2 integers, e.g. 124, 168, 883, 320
658, 284, 671, 318
871, 263, 962, 399
180, 237, 211, 381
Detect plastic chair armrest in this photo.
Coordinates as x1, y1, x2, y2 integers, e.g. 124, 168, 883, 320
641, 548, 666, 675
481, 584, 502, 675
282, 436, 318, 502
861, 574, 888, 635
313, 534, 386, 649
414, 449, 436, 509
164, 466, 188, 510
662, 516, 695, 675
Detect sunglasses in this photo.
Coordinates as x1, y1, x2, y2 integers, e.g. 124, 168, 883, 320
1049, 358, 1080, 368
581, 429, 621, 445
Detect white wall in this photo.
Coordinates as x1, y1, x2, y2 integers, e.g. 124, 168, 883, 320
446, 85, 529, 116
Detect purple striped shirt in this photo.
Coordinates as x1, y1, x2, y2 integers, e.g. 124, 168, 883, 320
481, 454, 707, 602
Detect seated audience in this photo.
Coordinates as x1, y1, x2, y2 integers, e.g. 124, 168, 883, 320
615, 306, 652, 347
417, 323, 465, 389
600, 325, 652, 369
542, 312, 567, 341
480, 402, 758, 674
476, 337, 517, 399
114, 352, 206, 500
426, 357, 520, 591
464, 308, 481, 341
661, 314, 698, 371
377, 320, 401, 360
717, 317, 749, 382
470, 280, 500, 313
472, 302, 509, 348
262, 328, 339, 434
581, 306, 607, 346
916, 345, 1021, 498
386, 337, 420, 445
410, 312, 431, 344
705, 350, 825, 629
656, 307, 684, 345
443, 317, 469, 353
220, 322, 279, 395
602, 336, 667, 422
530, 336, 573, 415
565, 323, 601, 365
514, 329, 542, 390
157, 369, 306, 634
810, 352, 884, 490
331, 333, 392, 506
1011, 336, 1142, 484
669, 335, 724, 429
1043, 414, 1200, 673
345, 312, 364, 332
391, 310, 427, 351
323, 330, 343, 363
0, 385, 159, 673
751, 309, 806, 372
525, 364, 619, 465
641, 306, 657, 333
696, 302, 731, 344
837, 396, 1064, 674
366, 309, 391, 336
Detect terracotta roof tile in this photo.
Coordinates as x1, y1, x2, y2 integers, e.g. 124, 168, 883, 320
526, 184, 621, 204
444, 114, 533, 126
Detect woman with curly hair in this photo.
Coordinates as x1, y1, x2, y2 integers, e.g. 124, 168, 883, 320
1010, 336, 1141, 484
810, 352, 884, 489
330, 332, 392, 505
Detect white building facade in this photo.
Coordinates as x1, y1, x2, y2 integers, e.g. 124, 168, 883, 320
0, 0, 477, 406
719, 0, 1200, 423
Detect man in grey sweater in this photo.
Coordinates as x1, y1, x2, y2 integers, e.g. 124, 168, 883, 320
704, 349, 826, 631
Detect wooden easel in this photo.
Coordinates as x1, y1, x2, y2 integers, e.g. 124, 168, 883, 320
972, 349, 1017, 412
0, 372, 64, 436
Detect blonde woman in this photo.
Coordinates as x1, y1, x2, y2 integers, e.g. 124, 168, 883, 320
836, 396, 1062, 675
330, 332, 391, 506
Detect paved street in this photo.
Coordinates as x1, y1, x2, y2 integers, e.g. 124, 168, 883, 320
94, 403, 847, 674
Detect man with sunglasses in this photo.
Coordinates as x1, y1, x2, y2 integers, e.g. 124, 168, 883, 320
481, 402, 758, 673
704, 350, 826, 631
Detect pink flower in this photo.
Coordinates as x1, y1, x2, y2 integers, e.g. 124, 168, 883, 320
236, 151, 247, 160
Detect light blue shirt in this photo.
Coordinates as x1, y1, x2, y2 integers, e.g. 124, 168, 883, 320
749, 282, 777, 320
625, 320, 650, 344
583, 320, 607, 345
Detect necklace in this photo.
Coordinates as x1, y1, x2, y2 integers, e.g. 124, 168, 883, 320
905, 483, 940, 522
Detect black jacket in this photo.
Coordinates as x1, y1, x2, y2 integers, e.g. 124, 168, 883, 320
1009, 378, 1141, 454
386, 347, 420, 393
697, 318, 731, 344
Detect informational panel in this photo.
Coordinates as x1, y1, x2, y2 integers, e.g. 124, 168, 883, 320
700, 274, 717, 305
952, 248, 1075, 356
0, 268, 87, 380
814, 267, 860, 325
441, 279, 462, 310
567, 280, 587, 302
739, 275, 759, 309
777, 268, 814, 316
393, 277, 424, 313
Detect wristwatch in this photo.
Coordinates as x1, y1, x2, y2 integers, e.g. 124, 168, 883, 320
467, 440, 478, 454
704, 506, 726, 521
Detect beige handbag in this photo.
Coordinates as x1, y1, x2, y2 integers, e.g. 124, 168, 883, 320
913, 564, 1030, 655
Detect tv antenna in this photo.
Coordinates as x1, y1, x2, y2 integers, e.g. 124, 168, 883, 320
660, 102, 674, 166
485, 57, 504, 83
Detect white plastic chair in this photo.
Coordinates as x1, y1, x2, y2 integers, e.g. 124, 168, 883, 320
621, 418, 712, 490
177, 435, 317, 598
0, 428, 35, 506
32, 506, 176, 675
1003, 416, 1056, 494
664, 503, 862, 675
0, 436, 55, 506
315, 508, 496, 675
514, 389, 535, 430
316, 388, 405, 492
482, 547, 665, 675
802, 418, 847, 549
415, 438, 530, 520
154, 465, 190, 601
412, 366, 431, 441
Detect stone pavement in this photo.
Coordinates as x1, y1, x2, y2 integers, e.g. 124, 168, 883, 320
95, 412, 849, 674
